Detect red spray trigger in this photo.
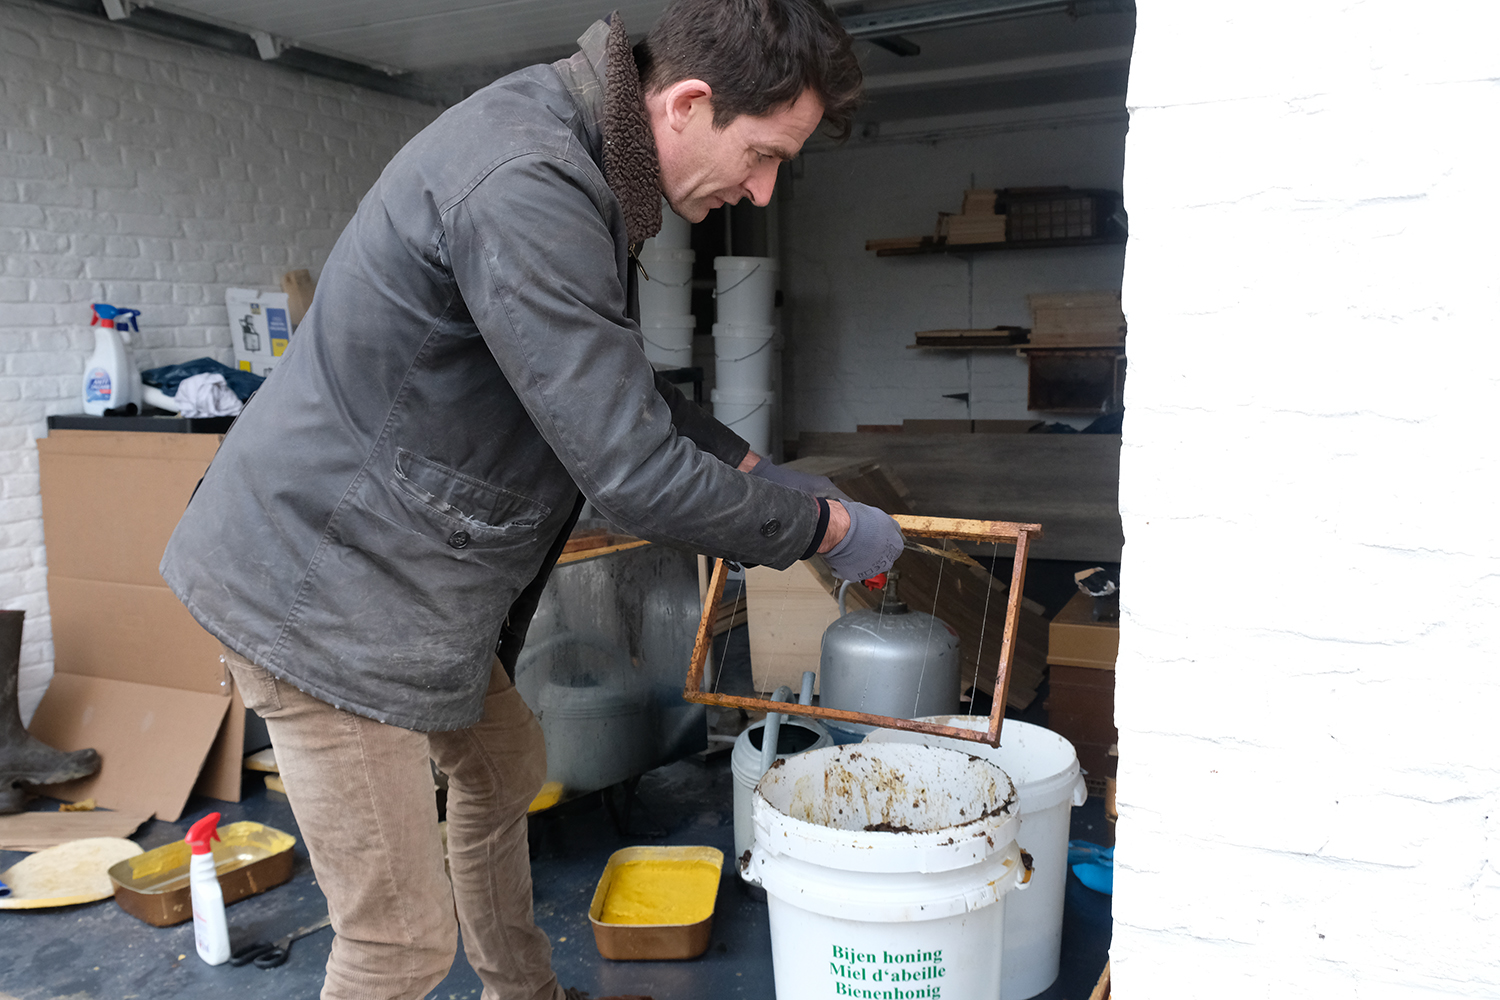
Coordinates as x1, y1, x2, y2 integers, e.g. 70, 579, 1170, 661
862, 572, 888, 591
185, 812, 222, 856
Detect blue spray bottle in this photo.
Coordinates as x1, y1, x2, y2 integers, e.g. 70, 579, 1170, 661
82, 304, 141, 414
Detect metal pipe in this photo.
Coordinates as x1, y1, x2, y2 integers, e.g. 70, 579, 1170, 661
758, 684, 794, 777
840, 0, 1133, 37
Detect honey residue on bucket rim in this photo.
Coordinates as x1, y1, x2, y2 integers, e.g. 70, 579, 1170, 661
598, 859, 719, 926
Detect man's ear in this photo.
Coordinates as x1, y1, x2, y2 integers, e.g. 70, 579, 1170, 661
657, 78, 714, 133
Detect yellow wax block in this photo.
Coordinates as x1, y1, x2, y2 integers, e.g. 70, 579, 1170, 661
528, 781, 563, 814
599, 859, 720, 926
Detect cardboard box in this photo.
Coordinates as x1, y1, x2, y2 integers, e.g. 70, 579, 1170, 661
1046, 590, 1119, 793
1027, 291, 1126, 347
225, 288, 292, 377
279, 269, 316, 328
1048, 664, 1117, 793
745, 562, 841, 694
961, 188, 998, 215
1046, 590, 1120, 668
33, 430, 245, 822
946, 214, 1008, 244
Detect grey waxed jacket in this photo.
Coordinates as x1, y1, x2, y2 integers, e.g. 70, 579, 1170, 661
159, 21, 820, 731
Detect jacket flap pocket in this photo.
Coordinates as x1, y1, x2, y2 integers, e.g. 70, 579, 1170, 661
394, 448, 550, 527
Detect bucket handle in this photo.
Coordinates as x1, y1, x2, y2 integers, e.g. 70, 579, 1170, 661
721, 397, 770, 427
1071, 772, 1088, 808
713, 262, 764, 298
641, 331, 692, 353
636, 259, 693, 288
716, 337, 773, 363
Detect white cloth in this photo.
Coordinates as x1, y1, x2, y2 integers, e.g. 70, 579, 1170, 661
174, 373, 243, 418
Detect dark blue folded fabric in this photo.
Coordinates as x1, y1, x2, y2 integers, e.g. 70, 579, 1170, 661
140, 358, 264, 401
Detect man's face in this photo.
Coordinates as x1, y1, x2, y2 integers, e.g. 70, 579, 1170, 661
657, 89, 824, 223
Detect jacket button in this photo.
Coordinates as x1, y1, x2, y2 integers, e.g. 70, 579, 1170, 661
448, 530, 471, 549
760, 518, 780, 538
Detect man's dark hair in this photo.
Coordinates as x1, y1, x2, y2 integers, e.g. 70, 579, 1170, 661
638, 0, 863, 140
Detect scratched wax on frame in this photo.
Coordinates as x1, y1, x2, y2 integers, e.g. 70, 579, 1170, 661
599, 860, 719, 925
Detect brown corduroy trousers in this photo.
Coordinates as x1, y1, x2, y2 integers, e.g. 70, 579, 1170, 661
223, 646, 562, 1000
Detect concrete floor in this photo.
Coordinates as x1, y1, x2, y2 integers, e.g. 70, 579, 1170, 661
0, 622, 1113, 1000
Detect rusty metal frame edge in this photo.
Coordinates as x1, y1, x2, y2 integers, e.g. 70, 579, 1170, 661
682, 514, 1042, 748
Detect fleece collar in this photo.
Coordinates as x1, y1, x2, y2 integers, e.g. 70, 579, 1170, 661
557, 14, 662, 245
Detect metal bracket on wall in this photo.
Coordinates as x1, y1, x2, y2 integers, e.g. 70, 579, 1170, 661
681, 513, 1042, 748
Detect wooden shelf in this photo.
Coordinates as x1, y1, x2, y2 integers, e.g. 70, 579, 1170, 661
908, 343, 1125, 353
871, 233, 1127, 257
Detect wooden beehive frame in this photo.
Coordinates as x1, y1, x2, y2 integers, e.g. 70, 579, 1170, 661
682, 514, 1042, 747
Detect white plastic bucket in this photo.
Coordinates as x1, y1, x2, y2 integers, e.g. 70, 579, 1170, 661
637, 247, 695, 319
749, 744, 1028, 1000
731, 717, 834, 880
710, 387, 773, 456
536, 680, 649, 795
643, 198, 692, 251
640, 314, 695, 367
712, 321, 776, 394
865, 718, 1086, 1000
714, 255, 778, 325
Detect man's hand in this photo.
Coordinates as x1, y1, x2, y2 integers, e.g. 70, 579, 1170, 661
817, 501, 903, 581
746, 453, 850, 500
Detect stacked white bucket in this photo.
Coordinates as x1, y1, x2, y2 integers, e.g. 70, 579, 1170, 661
712, 255, 779, 457
637, 203, 696, 368
865, 717, 1088, 1000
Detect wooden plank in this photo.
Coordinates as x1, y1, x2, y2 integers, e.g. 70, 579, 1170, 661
947, 214, 1008, 244
683, 557, 729, 698
1027, 291, 1121, 311
892, 514, 1042, 543
864, 236, 926, 252
561, 527, 615, 553
795, 433, 1122, 563
681, 691, 1007, 746
961, 189, 998, 215
713, 600, 748, 636
0, 809, 153, 853
554, 538, 650, 566
1088, 961, 1111, 1000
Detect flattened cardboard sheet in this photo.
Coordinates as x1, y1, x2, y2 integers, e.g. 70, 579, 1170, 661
27, 674, 231, 823
46, 576, 228, 694
37, 432, 220, 587
194, 683, 247, 802
0, 809, 152, 853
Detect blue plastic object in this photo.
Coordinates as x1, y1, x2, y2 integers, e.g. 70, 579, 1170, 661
91, 303, 140, 332
1068, 839, 1114, 895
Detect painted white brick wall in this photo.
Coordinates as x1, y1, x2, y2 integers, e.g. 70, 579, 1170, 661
0, 0, 439, 722
1116, 1, 1500, 996
782, 103, 1128, 433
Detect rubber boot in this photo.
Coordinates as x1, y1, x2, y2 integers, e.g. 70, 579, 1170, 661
0, 610, 101, 813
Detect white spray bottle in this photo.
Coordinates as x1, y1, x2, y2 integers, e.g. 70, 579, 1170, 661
82, 304, 141, 415
185, 811, 231, 965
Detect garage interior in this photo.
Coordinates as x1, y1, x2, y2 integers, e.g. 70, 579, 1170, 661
4, 0, 1495, 998
8, 1, 1128, 995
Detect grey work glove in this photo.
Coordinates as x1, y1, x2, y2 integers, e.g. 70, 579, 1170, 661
749, 455, 851, 501
822, 501, 904, 582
